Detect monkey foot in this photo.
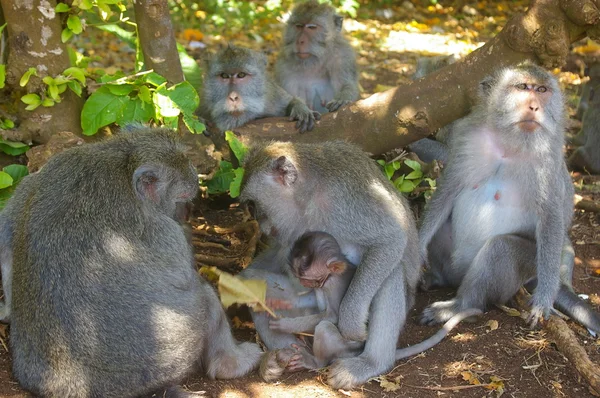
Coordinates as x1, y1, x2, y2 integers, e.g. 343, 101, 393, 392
420, 299, 464, 326
327, 356, 380, 390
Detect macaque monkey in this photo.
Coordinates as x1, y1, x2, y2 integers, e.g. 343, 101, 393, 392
0, 128, 261, 397
200, 44, 319, 133
240, 140, 421, 389
266, 231, 481, 371
418, 63, 600, 333
412, 54, 460, 81
275, 1, 360, 113
569, 63, 600, 174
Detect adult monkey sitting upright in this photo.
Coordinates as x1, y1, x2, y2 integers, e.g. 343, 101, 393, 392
419, 63, 600, 333
276, 1, 360, 113
0, 128, 262, 397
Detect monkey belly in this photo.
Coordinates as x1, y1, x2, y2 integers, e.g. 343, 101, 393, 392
451, 178, 536, 274
283, 77, 334, 113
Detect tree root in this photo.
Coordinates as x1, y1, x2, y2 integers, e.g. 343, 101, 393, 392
514, 289, 600, 395
575, 198, 600, 213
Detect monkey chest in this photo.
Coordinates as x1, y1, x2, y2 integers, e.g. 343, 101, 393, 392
285, 77, 334, 113
453, 176, 537, 245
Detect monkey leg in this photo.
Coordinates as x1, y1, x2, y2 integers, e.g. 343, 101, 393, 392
312, 321, 363, 366
421, 219, 453, 291
327, 268, 406, 390
0, 215, 12, 323
201, 284, 262, 379
421, 234, 535, 325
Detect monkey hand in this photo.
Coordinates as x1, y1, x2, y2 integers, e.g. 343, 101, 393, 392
527, 296, 553, 328
269, 318, 295, 333
289, 103, 320, 133
326, 99, 353, 113
265, 297, 293, 310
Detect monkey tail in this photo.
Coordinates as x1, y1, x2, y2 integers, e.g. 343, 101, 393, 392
554, 285, 600, 334
395, 308, 483, 361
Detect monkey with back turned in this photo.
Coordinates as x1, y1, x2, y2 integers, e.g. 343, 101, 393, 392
275, 1, 360, 113
418, 63, 600, 333
200, 44, 319, 133
0, 128, 262, 397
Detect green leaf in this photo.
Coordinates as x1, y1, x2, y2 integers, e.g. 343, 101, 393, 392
99, 71, 126, 83
21, 93, 41, 106
97, 2, 112, 20
138, 85, 152, 103
41, 97, 55, 107
3, 165, 28, 185
399, 180, 416, 193
67, 81, 82, 97
183, 114, 206, 135
0, 23, 6, 35
404, 159, 422, 171
100, 0, 124, 4
155, 81, 199, 114
0, 172, 13, 189
144, 72, 167, 87
206, 161, 235, 194
424, 178, 436, 188
0, 119, 14, 129
67, 15, 83, 34
55, 3, 71, 12
177, 43, 203, 89
376, 159, 385, 166
81, 86, 128, 135
230, 168, 245, 198
117, 98, 154, 125
153, 91, 180, 118
20, 68, 37, 87
393, 175, 405, 187
77, 0, 93, 10
0, 144, 28, 156
0, 187, 16, 211
392, 161, 401, 170
0, 64, 5, 89
405, 170, 423, 180
61, 27, 74, 43
107, 84, 134, 96
384, 164, 394, 179
225, 131, 248, 163
64, 67, 86, 85
95, 23, 136, 47
48, 84, 60, 100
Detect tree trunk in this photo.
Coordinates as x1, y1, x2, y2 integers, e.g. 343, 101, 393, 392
133, 0, 184, 85
0, 0, 82, 144
234, 0, 597, 155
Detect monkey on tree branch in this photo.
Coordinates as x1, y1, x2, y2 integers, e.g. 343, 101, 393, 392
228, 0, 600, 155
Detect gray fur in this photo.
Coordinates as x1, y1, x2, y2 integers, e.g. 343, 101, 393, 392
200, 45, 318, 133
240, 141, 420, 389
419, 64, 600, 333
275, 1, 360, 113
2, 128, 261, 397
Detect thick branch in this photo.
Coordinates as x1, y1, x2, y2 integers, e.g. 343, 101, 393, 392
133, 0, 184, 85
235, 0, 591, 155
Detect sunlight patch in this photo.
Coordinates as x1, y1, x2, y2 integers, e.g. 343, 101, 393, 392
384, 30, 483, 56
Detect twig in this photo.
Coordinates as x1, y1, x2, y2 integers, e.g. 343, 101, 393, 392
403, 382, 497, 391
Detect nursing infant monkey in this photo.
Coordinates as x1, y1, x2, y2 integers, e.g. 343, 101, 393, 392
265, 231, 481, 373
0, 129, 261, 397
419, 63, 600, 333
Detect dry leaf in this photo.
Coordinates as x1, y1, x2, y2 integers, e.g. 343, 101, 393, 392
199, 266, 275, 317
497, 304, 521, 317
461, 371, 481, 385
486, 319, 499, 331
485, 376, 505, 395
379, 377, 401, 392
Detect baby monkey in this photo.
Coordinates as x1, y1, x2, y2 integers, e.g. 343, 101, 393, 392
267, 231, 482, 372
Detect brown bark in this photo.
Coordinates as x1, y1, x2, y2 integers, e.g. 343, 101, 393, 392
133, 0, 184, 85
0, 0, 82, 144
234, 0, 595, 155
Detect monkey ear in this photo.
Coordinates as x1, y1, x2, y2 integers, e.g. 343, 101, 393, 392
270, 156, 298, 186
133, 164, 161, 203
334, 15, 343, 32
327, 260, 347, 274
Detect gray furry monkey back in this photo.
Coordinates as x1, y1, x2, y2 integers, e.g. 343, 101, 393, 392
3, 128, 261, 397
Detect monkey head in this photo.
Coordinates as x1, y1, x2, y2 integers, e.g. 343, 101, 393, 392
289, 231, 347, 288
479, 63, 565, 153
282, 1, 343, 67
203, 45, 268, 123
129, 130, 198, 220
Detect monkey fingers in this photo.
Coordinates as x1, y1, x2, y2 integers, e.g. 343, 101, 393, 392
527, 303, 551, 328
265, 297, 292, 310
325, 99, 352, 112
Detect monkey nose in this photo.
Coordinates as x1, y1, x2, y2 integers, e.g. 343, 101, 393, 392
228, 93, 239, 102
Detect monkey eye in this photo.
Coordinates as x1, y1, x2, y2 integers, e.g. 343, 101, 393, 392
516, 83, 528, 90
237, 72, 247, 79
220, 73, 230, 79
536, 86, 547, 93
295, 23, 304, 29
306, 24, 318, 30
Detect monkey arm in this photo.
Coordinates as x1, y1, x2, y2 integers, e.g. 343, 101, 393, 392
269, 313, 325, 334
337, 242, 404, 341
